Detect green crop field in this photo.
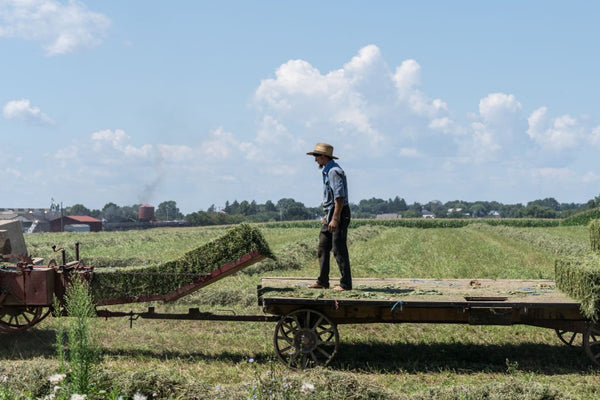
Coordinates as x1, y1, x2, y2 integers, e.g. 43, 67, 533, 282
1, 223, 599, 399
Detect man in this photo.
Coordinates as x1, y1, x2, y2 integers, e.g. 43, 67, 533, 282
306, 143, 352, 291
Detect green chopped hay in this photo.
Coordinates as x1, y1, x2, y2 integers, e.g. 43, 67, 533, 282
90, 224, 273, 302
590, 219, 600, 252
555, 252, 600, 321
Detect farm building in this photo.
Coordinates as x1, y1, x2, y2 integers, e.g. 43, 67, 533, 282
422, 210, 435, 218
49, 215, 102, 232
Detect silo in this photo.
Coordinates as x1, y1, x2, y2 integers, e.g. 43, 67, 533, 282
138, 204, 155, 222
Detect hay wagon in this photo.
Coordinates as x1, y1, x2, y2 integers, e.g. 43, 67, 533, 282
257, 277, 600, 369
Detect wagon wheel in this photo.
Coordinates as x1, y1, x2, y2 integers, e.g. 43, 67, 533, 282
555, 329, 583, 346
273, 308, 339, 369
0, 306, 51, 333
583, 322, 600, 365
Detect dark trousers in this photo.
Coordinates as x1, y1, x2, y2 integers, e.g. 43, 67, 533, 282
317, 206, 352, 289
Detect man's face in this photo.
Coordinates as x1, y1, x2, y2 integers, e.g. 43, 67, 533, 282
314, 154, 328, 168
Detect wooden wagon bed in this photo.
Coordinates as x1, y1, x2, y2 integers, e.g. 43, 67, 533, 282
258, 277, 598, 368
258, 277, 583, 327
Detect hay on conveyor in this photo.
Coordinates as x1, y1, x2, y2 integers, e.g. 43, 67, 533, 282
90, 224, 273, 303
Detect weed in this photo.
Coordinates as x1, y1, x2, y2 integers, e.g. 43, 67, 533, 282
64, 278, 97, 394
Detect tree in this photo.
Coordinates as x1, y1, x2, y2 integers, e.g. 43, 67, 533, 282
276, 198, 312, 221
470, 202, 490, 218
101, 203, 123, 222
518, 204, 557, 218
264, 200, 277, 212
425, 200, 445, 218
156, 201, 183, 220
68, 204, 91, 216
239, 200, 254, 216
391, 196, 408, 212
528, 198, 560, 211
185, 210, 243, 226
122, 205, 140, 222
404, 202, 423, 218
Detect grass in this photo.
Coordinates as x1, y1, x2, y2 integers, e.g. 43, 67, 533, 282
0, 223, 597, 399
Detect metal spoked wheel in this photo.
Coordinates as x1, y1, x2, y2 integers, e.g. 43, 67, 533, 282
273, 308, 339, 369
0, 306, 51, 333
555, 329, 583, 346
584, 323, 600, 366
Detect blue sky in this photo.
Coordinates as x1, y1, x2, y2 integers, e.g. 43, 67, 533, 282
1, 0, 599, 214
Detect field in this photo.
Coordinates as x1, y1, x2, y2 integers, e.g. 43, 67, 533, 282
1, 222, 599, 399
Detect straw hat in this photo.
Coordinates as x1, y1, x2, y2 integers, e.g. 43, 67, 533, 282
306, 142, 338, 159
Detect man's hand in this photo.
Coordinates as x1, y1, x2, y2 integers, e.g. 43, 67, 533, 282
328, 197, 344, 232
328, 218, 339, 232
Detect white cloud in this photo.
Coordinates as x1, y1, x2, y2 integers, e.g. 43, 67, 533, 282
2, 99, 54, 124
530, 167, 573, 182
392, 59, 447, 118
428, 117, 463, 136
198, 127, 251, 160
398, 147, 421, 158
458, 93, 524, 161
0, 167, 21, 178
246, 115, 305, 161
527, 107, 582, 150
478, 93, 522, 126
254, 45, 461, 158
591, 125, 600, 147
582, 171, 600, 184
0, 0, 110, 55
91, 129, 153, 158
156, 144, 194, 161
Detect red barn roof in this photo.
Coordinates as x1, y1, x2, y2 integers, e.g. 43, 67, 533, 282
50, 215, 100, 223
68, 215, 101, 223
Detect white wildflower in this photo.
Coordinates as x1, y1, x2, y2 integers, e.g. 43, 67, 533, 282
300, 382, 315, 394
48, 373, 66, 385
133, 392, 148, 400
70, 394, 87, 400
0, 375, 7, 383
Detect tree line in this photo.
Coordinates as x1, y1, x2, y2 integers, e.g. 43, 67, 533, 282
63, 195, 600, 227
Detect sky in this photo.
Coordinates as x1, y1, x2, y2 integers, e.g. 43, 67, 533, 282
1, 0, 599, 214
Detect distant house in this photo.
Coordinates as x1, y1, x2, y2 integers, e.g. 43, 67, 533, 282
50, 215, 102, 232
422, 210, 435, 218
375, 213, 401, 220
488, 210, 501, 218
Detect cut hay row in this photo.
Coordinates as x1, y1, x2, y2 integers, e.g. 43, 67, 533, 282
555, 219, 600, 320
90, 224, 273, 303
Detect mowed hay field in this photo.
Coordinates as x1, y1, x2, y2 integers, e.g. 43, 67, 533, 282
2, 223, 599, 399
